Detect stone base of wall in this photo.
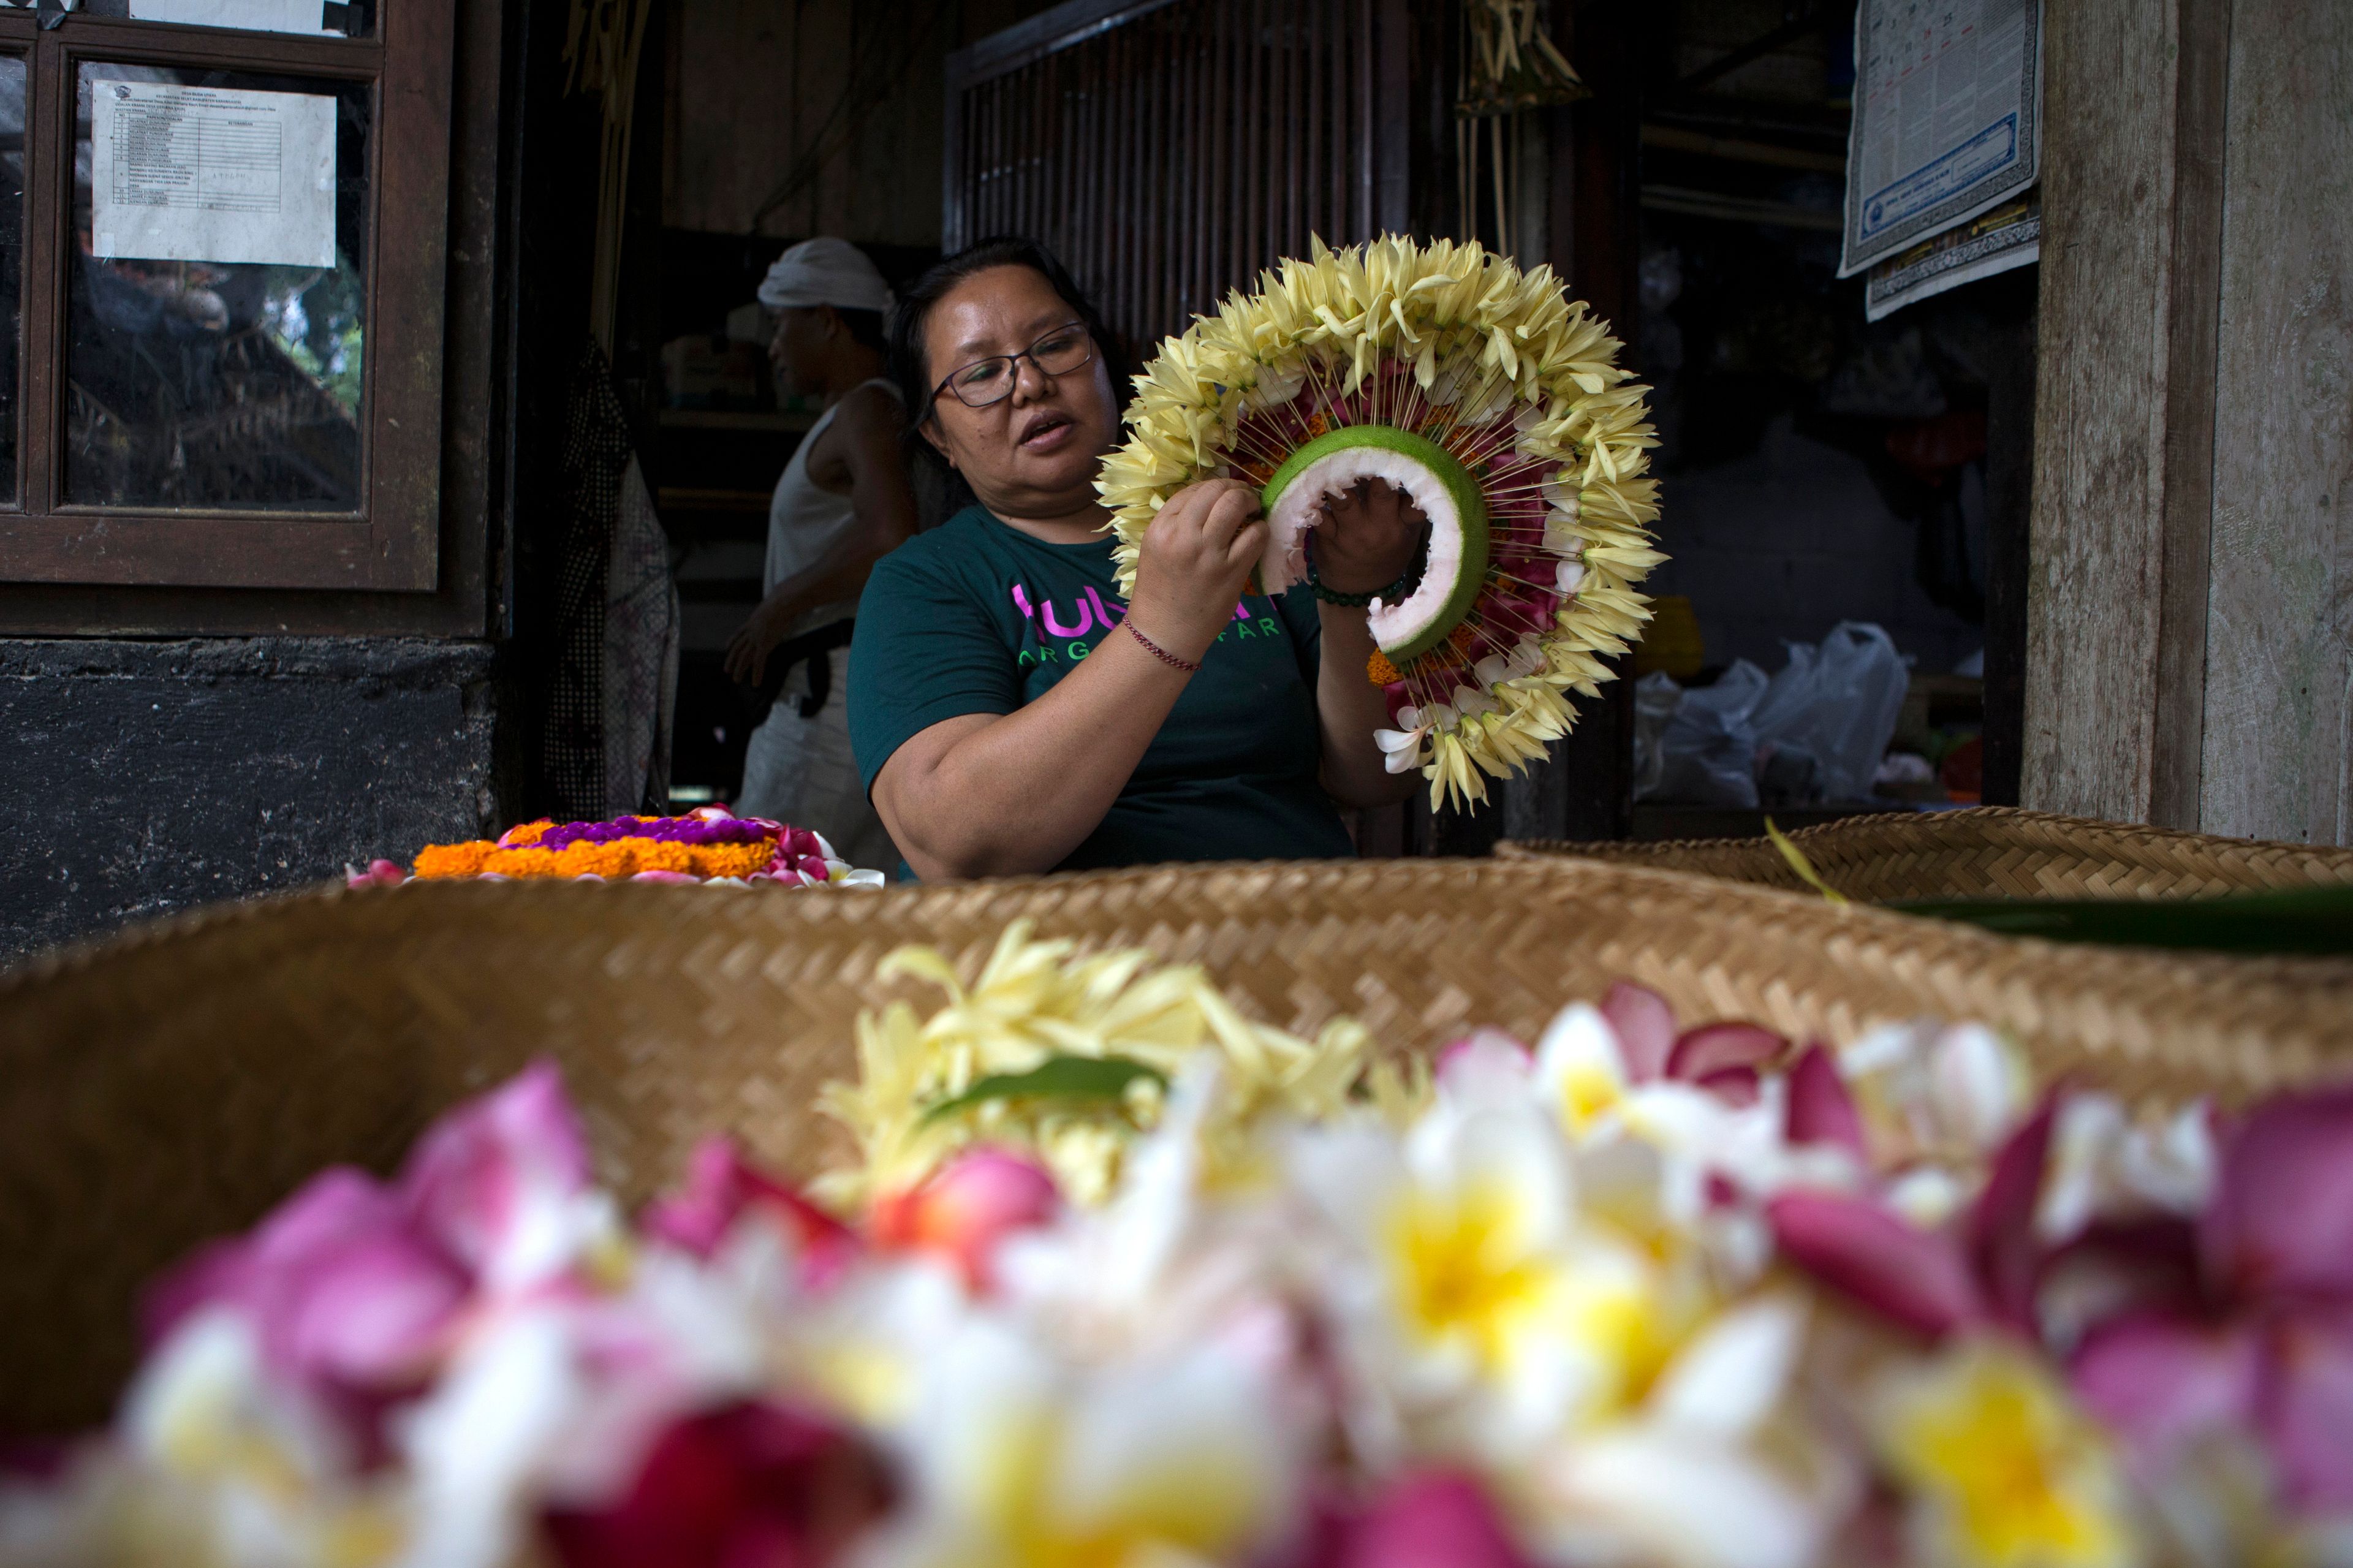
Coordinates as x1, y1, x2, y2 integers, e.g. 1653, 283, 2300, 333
2, 637, 496, 961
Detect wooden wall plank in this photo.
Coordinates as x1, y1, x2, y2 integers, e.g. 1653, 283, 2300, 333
2198, 0, 2353, 843
2023, 0, 2213, 824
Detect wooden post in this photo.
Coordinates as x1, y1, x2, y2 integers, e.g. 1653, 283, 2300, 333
2028, 0, 2352, 843
2197, 0, 2353, 844
2025, 0, 2228, 828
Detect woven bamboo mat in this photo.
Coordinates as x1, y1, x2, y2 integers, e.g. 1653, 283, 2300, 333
2, 855, 2348, 1433
1499, 806, 2353, 901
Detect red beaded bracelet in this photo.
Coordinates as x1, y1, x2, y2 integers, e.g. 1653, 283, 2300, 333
1124, 619, 1202, 673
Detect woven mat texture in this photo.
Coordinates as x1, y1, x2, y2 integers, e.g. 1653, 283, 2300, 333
1500, 806, 2353, 901
2, 855, 2348, 1433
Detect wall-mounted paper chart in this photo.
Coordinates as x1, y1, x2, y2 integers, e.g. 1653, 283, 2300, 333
92, 82, 337, 268
1838, 0, 2043, 277
126, 0, 330, 36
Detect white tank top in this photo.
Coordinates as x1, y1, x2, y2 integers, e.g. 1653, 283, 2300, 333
765, 376, 903, 638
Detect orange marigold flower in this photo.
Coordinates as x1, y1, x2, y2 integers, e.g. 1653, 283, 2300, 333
1366, 649, 1401, 686
701, 841, 775, 878
408, 827, 786, 882
413, 842, 496, 879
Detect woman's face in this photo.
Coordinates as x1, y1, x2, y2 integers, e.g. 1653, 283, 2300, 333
919, 265, 1120, 520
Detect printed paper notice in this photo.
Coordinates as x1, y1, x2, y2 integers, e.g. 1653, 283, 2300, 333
92, 83, 336, 268
1863, 192, 2039, 321
1839, 0, 2042, 276
126, 1, 330, 37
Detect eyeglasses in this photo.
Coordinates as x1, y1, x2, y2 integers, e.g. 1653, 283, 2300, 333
931, 322, 1094, 409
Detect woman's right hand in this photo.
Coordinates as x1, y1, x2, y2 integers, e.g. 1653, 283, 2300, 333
1128, 477, 1268, 661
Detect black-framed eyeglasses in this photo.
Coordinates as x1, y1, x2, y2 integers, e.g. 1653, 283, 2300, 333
931, 322, 1094, 409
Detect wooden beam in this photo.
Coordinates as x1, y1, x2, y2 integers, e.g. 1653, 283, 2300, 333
1639, 123, 1846, 175
2197, 0, 2353, 842
2023, 0, 2229, 827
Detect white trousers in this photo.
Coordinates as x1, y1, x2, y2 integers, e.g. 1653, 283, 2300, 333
733, 644, 899, 876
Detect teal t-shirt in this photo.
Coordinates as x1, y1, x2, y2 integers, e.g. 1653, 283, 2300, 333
848, 504, 1355, 873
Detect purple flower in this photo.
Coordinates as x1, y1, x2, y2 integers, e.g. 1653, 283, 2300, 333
535, 816, 773, 852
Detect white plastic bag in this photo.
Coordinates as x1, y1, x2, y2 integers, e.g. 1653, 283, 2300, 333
1747, 621, 1910, 804
1635, 660, 1770, 809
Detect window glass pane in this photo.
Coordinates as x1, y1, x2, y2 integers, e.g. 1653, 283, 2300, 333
67, 1, 375, 41
69, 62, 369, 511
0, 55, 22, 506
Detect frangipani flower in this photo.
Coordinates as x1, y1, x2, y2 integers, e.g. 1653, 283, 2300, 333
1529, 990, 1853, 1225
142, 1167, 469, 1415
143, 1060, 622, 1448
1293, 1041, 1677, 1461
1876, 1338, 2137, 1568
1, 1311, 409, 1567
1527, 1297, 1841, 1568
1768, 1099, 2058, 1341
399, 1061, 619, 1298
1373, 706, 1435, 775
2035, 1094, 2215, 1246
1841, 1019, 2037, 1171
867, 1320, 1302, 1568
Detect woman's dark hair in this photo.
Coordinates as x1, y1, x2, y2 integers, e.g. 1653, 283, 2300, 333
887, 236, 1134, 504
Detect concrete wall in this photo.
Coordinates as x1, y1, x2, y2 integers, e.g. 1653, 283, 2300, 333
2, 638, 495, 961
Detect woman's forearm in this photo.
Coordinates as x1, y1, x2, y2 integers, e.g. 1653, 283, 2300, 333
875, 627, 1192, 878
1315, 604, 1422, 808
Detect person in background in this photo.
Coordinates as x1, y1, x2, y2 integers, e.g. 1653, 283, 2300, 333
724, 237, 917, 873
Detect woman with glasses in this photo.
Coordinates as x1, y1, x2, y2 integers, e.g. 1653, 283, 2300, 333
847, 237, 1423, 880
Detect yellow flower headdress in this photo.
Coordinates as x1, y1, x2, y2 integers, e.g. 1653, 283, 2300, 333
1097, 234, 1662, 811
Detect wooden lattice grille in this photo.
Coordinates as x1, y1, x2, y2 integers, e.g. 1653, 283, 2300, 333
945, 0, 1408, 352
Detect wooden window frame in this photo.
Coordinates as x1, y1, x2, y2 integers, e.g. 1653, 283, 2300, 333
0, 0, 454, 593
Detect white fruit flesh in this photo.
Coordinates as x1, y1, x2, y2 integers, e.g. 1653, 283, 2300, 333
1259, 425, 1490, 660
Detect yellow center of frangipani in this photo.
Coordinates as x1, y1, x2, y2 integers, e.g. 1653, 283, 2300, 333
1556, 1060, 1625, 1132
1391, 1181, 1556, 1371
961, 1406, 1270, 1568
1882, 1342, 2132, 1568
1384, 1179, 1667, 1415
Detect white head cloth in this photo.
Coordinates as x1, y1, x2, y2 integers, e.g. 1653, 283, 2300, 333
756, 237, 894, 316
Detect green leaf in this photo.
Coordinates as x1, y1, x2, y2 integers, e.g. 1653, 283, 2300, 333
1765, 816, 1848, 906
919, 1054, 1170, 1127
1890, 885, 2353, 956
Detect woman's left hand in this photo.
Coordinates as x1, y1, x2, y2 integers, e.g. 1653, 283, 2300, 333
1312, 480, 1425, 597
